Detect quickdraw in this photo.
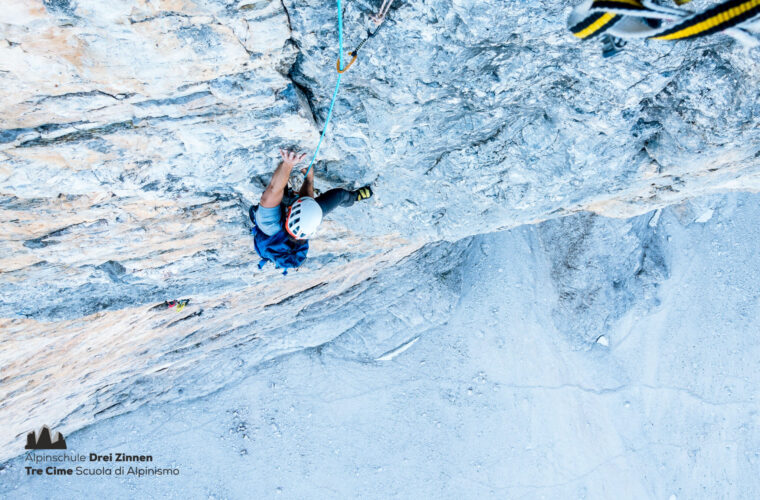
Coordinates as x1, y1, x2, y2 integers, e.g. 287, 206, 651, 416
335, 1, 395, 75
336, 52, 358, 73
304, 0, 396, 179
568, 0, 760, 44
302, 0, 349, 180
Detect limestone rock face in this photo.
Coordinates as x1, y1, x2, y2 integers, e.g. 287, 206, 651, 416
0, 0, 758, 461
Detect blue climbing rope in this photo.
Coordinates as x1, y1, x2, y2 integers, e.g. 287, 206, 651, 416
303, 0, 347, 180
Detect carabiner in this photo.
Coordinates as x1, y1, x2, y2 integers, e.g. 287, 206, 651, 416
336, 52, 358, 73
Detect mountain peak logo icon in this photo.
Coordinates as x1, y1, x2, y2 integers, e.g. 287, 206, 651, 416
25, 426, 67, 450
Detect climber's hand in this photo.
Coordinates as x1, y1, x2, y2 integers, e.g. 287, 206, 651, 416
280, 149, 306, 167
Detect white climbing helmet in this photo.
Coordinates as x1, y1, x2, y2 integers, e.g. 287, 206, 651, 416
285, 197, 322, 240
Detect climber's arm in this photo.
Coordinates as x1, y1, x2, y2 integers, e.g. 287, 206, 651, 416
298, 165, 315, 199
259, 150, 305, 208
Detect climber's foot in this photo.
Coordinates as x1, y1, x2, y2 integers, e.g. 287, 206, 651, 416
353, 186, 373, 202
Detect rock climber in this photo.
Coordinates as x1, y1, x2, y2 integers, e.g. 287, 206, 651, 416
249, 149, 373, 273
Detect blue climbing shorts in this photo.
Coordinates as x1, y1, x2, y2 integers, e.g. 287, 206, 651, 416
254, 205, 282, 236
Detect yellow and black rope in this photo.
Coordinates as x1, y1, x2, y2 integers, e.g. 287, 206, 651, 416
652, 0, 760, 40
570, 12, 623, 39
569, 0, 760, 42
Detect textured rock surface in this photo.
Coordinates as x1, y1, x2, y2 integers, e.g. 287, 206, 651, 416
2, 193, 759, 497
1, 0, 759, 461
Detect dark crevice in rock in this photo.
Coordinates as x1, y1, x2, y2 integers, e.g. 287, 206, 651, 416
279, 0, 293, 31
30, 90, 125, 105
15, 120, 136, 148
0, 121, 85, 145
128, 11, 192, 25
264, 282, 328, 309
133, 91, 213, 108
23, 220, 97, 249
13, 108, 237, 148
0, 128, 30, 144
166, 310, 204, 328
287, 63, 318, 124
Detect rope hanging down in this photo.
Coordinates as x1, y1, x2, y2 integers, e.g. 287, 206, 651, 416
303, 1, 394, 179
567, 0, 760, 43
302, 0, 348, 180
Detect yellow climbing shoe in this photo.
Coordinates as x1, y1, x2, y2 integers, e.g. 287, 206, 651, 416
354, 186, 373, 202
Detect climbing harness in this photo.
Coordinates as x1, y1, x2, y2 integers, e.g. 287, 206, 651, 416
568, 0, 760, 51
303, 0, 394, 178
